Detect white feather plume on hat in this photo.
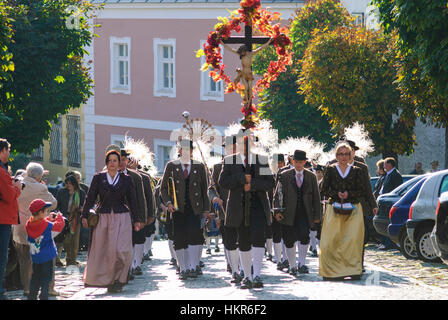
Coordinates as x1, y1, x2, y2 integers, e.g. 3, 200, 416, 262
343, 122, 375, 158
252, 119, 279, 156
123, 135, 158, 177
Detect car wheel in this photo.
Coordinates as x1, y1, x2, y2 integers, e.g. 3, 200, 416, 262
399, 229, 418, 260
415, 224, 442, 263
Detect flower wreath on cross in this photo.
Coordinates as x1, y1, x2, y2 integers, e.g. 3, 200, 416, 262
197, 0, 292, 128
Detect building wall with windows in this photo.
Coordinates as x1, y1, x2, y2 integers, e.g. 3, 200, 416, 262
31, 107, 86, 185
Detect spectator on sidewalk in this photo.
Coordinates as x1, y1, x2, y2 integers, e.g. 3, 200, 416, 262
409, 162, 424, 175
56, 175, 86, 266
373, 159, 386, 199
0, 138, 22, 300
379, 157, 403, 196
13, 162, 57, 296
26, 199, 65, 300
430, 160, 439, 173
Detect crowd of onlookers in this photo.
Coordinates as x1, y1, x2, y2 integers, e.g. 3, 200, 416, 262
0, 138, 89, 300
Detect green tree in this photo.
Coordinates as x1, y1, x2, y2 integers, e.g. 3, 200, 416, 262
0, 0, 99, 154
373, 0, 448, 167
0, 1, 13, 125
299, 26, 416, 158
252, 0, 353, 147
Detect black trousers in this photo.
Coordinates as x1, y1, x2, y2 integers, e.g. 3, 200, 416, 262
29, 260, 53, 300
272, 219, 283, 243
172, 207, 204, 250
224, 198, 267, 252
282, 207, 310, 248
132, 228, 146, 245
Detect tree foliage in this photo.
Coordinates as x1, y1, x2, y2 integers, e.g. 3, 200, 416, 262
373, 0, 448, 133
252, 0, 353, 147
299, 26, 416, 157
0, 0, 99, 154
0, 1, 13, 125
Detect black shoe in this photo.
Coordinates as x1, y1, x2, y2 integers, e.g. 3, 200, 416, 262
298, 265, 309, 274
56, 261, 64, 267
311, 250, 318, 258
289, 266, 298, 276
231, 272, 242, 284
206, 248, 212, 255
277, 262, 285, 271
267, 254, 273, 261
199, 261, 205, 268
170, 258, 177, 266
188, 269, 198, 278
179, 271, 188, 280
215, 247, 220, 253
240, 270, 245, 278
176, 266, 180, 274
149, 250, 153, 257
240, 277, 253, 289
134, 266, 143, 276
349, 275, 362, 281
227, 264, 232, 274
252, 276, 263, 288
283, 260, 290, 269
128, 271, 135, 281
323, 276, 343, 282
195, 265, 203, 276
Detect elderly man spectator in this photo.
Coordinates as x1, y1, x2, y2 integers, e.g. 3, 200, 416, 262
13, 162, 57, 297
0, 138, 22, 300
410, 162, 424, 175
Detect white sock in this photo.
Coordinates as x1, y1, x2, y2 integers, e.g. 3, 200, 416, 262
266, 238, 273, 256
309, 230, 317, 251
206, 237, 211, 250
273, 242, 282, 263
286, 246, 297, 268
224, 248, 230, 265
187, 246, 197, 270
239, 250, 253, 281
168, 240, 176, 260
184, 247, 190, 270
131, 246, 136, 269
228, 249, 240, 274
298, 243, 309, 267
175, 249, 186, 272
135, 244, 144, 267
281, 240, 287, 262
251, 247, 265, 278
144, 237, 151, 255
149, 234, 155, 250
197, 244, 203, 264
214, 237, 219, 248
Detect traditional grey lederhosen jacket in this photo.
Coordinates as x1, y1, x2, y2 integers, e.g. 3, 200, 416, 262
273, 168, 322, 228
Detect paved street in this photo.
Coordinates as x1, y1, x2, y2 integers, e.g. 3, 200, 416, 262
5, 239, 448, 301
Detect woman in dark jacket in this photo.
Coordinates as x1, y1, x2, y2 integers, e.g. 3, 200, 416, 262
318, 143, 366, 281
81, 150, 143, 293
56, 175, 86, 266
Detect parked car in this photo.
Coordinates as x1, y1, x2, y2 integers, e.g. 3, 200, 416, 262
406, 169, 448, 262
373, 175, 426, 239
430, 192, 448, 264
388, 177, 428, 259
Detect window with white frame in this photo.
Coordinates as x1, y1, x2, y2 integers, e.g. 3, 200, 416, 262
352, 12, 365, 26
154, 139, 175, 173
50, 121, 63, 164
110, 134, 129, 149
154, 38, 176, 98
110, 37, 131, 94
200, 40, 224, 102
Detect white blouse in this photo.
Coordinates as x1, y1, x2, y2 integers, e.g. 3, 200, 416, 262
336, 164, 352, 179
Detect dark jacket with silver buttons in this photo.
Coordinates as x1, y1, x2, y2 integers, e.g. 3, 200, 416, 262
160, 159, 210, 215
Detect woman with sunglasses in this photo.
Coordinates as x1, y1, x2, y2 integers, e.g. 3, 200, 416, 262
318, 143, 365, 281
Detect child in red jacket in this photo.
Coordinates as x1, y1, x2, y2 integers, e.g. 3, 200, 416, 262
26, 199, 64, 300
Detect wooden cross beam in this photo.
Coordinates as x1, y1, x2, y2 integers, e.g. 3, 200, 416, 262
222, 25, 271, 51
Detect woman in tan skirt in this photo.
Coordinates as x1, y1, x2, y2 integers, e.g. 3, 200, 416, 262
81, 150, 145, 293
319, 143, 365, 281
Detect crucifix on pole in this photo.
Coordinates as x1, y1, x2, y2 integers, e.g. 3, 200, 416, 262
220, 24, 273, 107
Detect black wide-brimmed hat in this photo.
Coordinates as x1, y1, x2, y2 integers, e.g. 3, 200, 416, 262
273, 153, 285, 163
293, 150, 308, 161
346, 140, 359, 151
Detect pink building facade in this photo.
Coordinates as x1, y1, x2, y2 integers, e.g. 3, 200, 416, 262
84, 1, 303, 182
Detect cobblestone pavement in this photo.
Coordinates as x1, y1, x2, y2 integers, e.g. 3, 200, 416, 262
5, 240, 448, 300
